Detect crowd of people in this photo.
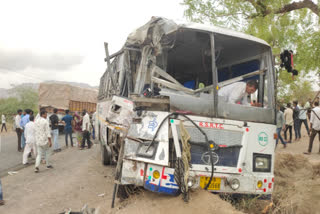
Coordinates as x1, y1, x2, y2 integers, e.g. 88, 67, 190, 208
12, 108, 96, 171
276, 97, 320, 154
0, 108, 97, 206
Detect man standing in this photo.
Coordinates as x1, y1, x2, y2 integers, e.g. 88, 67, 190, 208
81, 110, 92, 150
293, 101, 301, 140
23, 115, 37, 164
306, 98, 312, 120
1, 114, 7, 132
20, 109, 31, 150
15, 110, 23, 151
299, 102, 310, 136
34, 110, 53, 173
62, 110, 73, 147
0, 179, 4, 205
304, 101, 320, 154
218, 80, 259, 106
92, 111, 96, 140
284, 103, 293, 143
49, 108, 60, 152
276, 105, 287, 148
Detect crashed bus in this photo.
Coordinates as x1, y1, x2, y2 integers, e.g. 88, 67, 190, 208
96, 17, 276, 201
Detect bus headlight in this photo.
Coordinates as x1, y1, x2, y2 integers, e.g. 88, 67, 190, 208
257, 180, 263, 188
255, 157, 268, 169
230, 179, 240, 190
253, 153, 271, 172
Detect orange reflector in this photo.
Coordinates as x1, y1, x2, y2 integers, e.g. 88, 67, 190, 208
274, 133, 278, 139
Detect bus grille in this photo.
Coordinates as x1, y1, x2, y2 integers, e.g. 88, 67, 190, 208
177, 126, 243, 167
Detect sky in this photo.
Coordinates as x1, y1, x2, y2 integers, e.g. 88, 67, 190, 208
0, 0, 186, 88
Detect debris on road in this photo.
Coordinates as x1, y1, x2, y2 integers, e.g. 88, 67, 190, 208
60, 204, 98, 214
7, 171, 18, 176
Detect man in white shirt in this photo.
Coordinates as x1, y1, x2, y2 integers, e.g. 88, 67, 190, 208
81, 110, 92, 150
218, 80, 258, 106
305, 98, 312, 120
22, 115, 37, 164
1, 114, 6, 132
34, 110, 53, 172
284, 103, 294, 143
15, 109, 23, 151
304, 101, 320, 154
299, 102, 310, 136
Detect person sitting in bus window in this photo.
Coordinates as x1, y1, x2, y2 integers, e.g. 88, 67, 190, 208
218, 80, 259, 106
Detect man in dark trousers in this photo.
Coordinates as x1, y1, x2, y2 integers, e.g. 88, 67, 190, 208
0, 179, 4, 205
62, 110, 73, 147
304, 101, 320, 154
15, 109, 23, 151
293, 101, 301, 140
81, 110, 92, 150
1, 114, 7, 132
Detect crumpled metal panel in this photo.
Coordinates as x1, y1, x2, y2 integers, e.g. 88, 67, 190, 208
105, 96, 134, 128
127, 111, 169, 142
121, 159, 145, 186
126, 17, 178, 49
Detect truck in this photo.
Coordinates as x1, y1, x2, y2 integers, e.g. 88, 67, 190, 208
39, 82, 98, 132
96, 17, 276, 202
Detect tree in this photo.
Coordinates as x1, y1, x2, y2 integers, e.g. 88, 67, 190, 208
0, 86, 38, 120
183, 0, 320, 98
15, 87, 39, 113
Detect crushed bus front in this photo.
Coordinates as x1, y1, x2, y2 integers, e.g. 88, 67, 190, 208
96, 17, 276, 200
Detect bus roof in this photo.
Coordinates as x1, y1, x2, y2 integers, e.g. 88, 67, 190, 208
126, 17, 270, 49
175, 20, 270, 47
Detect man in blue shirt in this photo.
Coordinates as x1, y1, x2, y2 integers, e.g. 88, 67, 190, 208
62, 110, 73, 147
20, 109, 31, 150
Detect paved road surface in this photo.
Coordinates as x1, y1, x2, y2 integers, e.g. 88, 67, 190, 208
0, 132, 71, 177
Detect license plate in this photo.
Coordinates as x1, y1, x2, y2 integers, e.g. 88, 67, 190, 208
200, 177, 221, 190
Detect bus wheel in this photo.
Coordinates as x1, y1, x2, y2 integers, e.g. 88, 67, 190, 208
101, 144, 112, 165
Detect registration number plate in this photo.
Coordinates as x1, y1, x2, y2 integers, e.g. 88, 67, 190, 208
200, 177, 221, 190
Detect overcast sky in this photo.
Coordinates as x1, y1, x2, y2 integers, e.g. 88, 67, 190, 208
0, 0, 185, 89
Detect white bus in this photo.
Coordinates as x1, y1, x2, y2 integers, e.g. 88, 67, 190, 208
97, 17, 276, 201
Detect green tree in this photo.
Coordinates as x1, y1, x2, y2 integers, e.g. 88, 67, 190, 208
183, 0, 320, 97
0, 86, 38, 119
15, 87, 39, 113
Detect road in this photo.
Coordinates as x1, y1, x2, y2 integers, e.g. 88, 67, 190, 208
0, 131, 69, 177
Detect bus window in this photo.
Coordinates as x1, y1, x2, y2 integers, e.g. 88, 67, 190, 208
165, 30, 212, 90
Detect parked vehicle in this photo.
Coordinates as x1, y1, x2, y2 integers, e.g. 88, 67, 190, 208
39, 83, 98, 132
97, 17, 276, 201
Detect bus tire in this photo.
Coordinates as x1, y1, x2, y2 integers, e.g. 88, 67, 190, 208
101, 144, 112, 166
